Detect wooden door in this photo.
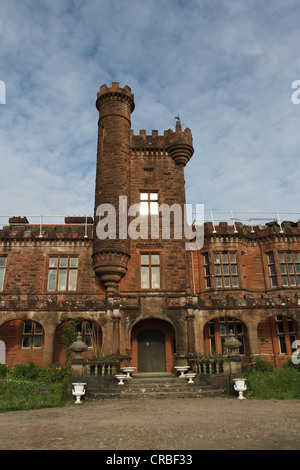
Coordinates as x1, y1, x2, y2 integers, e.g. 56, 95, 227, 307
138, 329, 166, 372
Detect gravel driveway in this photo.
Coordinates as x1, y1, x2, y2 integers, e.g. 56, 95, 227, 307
0, 397, 299, 451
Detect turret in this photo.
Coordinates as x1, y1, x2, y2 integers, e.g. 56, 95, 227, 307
166, 123, 194, 167
92, 82, 135, 294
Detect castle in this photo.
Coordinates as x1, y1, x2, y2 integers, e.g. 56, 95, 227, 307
0, 82, 299, 372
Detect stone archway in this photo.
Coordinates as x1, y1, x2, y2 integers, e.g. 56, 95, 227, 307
131, 318, 176, 373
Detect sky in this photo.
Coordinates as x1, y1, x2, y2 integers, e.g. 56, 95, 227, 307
1, 0, 300, 227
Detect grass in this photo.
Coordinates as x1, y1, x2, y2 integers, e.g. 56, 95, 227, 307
0, 362, 71, 412
243, 358, 300, 400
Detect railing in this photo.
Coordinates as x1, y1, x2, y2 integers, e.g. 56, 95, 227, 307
189, 358, 226, 375
83, 360, 120, 377
191, 211, 300, 233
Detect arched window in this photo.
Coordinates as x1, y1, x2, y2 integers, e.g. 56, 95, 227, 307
205, 317, 248, 356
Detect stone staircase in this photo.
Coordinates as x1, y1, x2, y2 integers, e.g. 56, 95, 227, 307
81, 373, 229, 400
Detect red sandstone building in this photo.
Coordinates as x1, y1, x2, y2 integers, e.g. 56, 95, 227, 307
0, 82, 299, 371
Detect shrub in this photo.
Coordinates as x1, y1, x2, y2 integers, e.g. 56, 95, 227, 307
245, 367, 300, 399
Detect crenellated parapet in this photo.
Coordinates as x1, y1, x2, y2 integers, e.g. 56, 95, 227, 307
130, 124, 194, 167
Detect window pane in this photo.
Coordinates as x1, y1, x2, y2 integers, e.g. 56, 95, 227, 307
290, 275, 296, 286
22, 336, 31, 348
279, 336, 287, 354
224, 277, 230, 287
150, 201, 158, 214
34, 323, 43, 334
297, 276, 300, 285
85, 322, 93, 335
219, 324, 226, 335
268, 253, 274, 264
269, 265, 276, 275
69, 257, 78, 268
59, 258, 68, 268
151, 254, 160, 265
294, 253, 299, 262
68, 270, 78, 291
205, 277, 211, 288
140, 193, 148, 200
296, 264, 300, 274
280, 265, 287, 274
288, 264, 294, 274
232, 277, 239, 287
58, 269, 67, 291
141, 254, 149, 265
150, 193, 158, 200
0, 269, 5, 291
47, 269, 57, 290
151, 266, 160, 288
49, 257, 58, 267
286, 253, 292, 263
229, 253, 236, 263
33, 336, 42, 348
223, 265, 229, 275
231, 264, 237, 275
216, 277, 222, 287
282, 276, 288, 286
222, 253, 228, 263
278, 253, 285, 263
85, 335, 93, 347
141, 266, 150, 288
215, 265, 221, 275
214, 253, 220, 263
140, 201, 148, 215
271, 276, 278, 287
204, 254, 209, 265
23, 322, 32, 334
277, 323, 284, 334
0, 257, 6, 267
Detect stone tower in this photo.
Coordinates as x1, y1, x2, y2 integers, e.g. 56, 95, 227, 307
92, 82, 135, 294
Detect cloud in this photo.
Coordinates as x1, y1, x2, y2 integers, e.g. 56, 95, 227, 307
0, 0, 300, 226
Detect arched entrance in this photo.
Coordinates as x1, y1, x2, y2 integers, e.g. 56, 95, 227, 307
131, 319, 176, 373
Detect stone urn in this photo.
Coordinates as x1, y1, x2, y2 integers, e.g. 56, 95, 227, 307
72, 383, 87, 403
185, 372, 196, 384
121, 367, 136, 378
224, 330, 242, 356
115, 374, 128, 385
70, 332, 88, 359
233, 378, 247, 400
175, 365, 190, 377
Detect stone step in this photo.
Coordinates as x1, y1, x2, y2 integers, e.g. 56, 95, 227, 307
87, 388, 226, 400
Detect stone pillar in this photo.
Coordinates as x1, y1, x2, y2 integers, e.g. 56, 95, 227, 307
186, 311, 196, 355
70, 333, 88, 378
42, 324, 56, 367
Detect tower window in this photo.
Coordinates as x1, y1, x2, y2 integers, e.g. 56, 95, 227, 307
140, 253, 160, 289
140, 192, 158, 215
47, 256, 78, 291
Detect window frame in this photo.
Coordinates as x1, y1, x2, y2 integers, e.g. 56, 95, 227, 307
140, 252, 161, 290
47, 255, 79, 292
22, 321, 43, 349
0, 256, 7, 291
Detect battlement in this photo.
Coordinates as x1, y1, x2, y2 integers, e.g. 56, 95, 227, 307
131, 124, 194, 165
96, 82, 135, 112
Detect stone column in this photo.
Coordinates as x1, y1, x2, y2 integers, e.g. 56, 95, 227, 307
42, 324, 56, 367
